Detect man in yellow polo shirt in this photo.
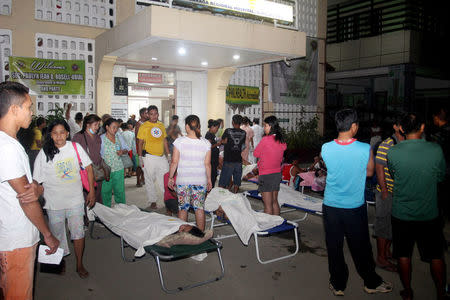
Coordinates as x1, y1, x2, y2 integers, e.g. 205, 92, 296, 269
137, 105, 169, 209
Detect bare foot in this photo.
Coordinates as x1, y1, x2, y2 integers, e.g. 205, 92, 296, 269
76, 266, 89, 279
150, 202, 157, 209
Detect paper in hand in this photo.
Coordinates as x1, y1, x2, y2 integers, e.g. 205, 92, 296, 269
38, 245, 64, 265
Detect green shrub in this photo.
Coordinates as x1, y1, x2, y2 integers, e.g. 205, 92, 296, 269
284, 115, 323, 151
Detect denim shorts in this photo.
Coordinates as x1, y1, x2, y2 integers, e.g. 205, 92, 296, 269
218, 162, 242, 187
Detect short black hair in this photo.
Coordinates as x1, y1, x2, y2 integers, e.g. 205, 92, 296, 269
253, 118, 260, 125
36, 117, 46, 127
75, 112, 83, 121
172, 115, 179, 120
139, 107, 147, 116
148, 105, 158, 113
0, 81, 29, 118
400, 112, 424, 135
208, 119, 220, 128
120, 122, 129, 130
335, 108, 358, 132
232, 114, 243, 125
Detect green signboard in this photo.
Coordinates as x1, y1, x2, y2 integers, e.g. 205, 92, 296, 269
9, 56, 85, 95
226, 85, 260, 105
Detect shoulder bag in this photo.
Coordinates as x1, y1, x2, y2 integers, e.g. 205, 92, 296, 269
83, 133, 111, 181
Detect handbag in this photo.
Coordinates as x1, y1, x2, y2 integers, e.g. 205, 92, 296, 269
121, 154, 133, 169
84, 133, 111, 181
73, 142, 91, 192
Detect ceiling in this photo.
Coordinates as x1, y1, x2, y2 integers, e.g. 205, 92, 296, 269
110, 37, 291, 71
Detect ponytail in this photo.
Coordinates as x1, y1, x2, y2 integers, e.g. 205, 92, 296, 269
185, 115, 201, 139
264, 115, 284, 143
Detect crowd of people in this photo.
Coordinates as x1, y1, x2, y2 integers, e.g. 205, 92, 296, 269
0, 80, 449, 299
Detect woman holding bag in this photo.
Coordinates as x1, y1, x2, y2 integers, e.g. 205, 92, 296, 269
33, 119, 95, 279
100, 118, 130, 207
73, 114, 107, 204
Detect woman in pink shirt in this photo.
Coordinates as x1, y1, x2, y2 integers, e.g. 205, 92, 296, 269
253, 116, 287, 215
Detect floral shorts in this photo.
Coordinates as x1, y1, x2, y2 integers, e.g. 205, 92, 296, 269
176, 184, 207, 211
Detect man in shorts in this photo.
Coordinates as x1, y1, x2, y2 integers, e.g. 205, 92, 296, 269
387, 112, 447, 300
374, 115, 404, 271
218, 114, 246, 193
0, 81, 59, 299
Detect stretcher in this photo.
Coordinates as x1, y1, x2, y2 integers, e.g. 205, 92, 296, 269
90, 203, 225, 293
204, 188, 299, 264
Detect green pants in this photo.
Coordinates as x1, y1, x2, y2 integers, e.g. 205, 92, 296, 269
101, 169, 126, 207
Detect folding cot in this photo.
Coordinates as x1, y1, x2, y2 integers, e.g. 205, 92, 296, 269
90, 203, 225, 294
204, 188, 300, 264
243, 183, 323, 223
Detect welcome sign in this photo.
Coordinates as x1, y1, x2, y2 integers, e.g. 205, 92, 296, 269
226, 85, 260, 105
9, 56, 85, 95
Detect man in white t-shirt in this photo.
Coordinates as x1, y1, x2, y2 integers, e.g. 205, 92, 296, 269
0, 82, 59, 299
251, 118, 264, 148
65, 103, 83, 138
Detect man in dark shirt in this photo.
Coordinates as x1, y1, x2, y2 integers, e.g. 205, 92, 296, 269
218, 115, 246, 193
388, 113, 446, 300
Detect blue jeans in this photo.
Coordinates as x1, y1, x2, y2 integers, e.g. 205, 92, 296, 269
219, 162, 242, 187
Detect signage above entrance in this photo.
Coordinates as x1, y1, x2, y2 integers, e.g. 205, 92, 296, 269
138, 0, 294, 24
138, 72, 163, 84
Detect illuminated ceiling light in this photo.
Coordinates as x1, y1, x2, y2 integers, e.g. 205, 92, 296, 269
151, 57, 158, 61
201, 61, 208, 66
178, 47, 186, 55
233, 54, 240, 60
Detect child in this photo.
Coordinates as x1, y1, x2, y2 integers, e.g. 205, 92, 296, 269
321, 108, 391, 296
282, 154, 302, 188
218, 115, 246, 193
163, 171, 178, 216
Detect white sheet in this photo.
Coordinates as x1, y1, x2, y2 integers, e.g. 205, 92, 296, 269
205, 188, 284, 245
277, 184, 323, 213
92, 203, 189, 257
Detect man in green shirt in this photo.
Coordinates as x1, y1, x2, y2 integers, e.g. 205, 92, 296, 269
387, 113, 446, 300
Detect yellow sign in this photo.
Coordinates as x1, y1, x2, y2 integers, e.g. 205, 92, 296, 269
226, 85, 260, 105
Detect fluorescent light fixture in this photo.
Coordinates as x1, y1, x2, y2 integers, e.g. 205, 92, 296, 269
151, 57, 158, 61
201, 61, 208, 66
178, 47, 186, 55
233, 54, 240, 60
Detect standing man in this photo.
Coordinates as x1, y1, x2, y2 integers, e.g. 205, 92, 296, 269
251, 118, 264, 148
137, 105, 169, 209
321, 108, 392, 296
430, 107, 450, 220
166, 115, 182, 137
134, 107, 148, 187
374, 115, 404, 271
0, 81, 59, 299
65, 103, 83, 139
388, 113, 446, 300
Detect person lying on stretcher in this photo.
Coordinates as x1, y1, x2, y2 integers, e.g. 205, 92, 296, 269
156, 224, 213, 248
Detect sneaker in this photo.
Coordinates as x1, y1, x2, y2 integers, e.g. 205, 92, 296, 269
329, 283, 345, 296
364, 281, 393, 294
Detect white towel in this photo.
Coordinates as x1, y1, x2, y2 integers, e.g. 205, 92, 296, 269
92, 203, 189, 257
277, 184, 323, 213
205, 188, 283, 245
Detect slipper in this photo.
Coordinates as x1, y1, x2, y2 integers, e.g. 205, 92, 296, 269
76, 268, 89, 279
376, 262, 397, 272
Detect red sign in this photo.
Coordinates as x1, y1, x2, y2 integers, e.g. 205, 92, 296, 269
138, 73, 162, 84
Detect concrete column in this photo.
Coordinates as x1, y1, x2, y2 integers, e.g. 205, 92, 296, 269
317, 0, 327, 135
207, 67, 236, 121
96, 56, 117, 116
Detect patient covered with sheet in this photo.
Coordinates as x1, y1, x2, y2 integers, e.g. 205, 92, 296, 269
91, 203, 212, 257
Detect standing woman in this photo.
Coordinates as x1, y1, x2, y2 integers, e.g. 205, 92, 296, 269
240, 116, 254, 163
73, 114, 104, 204
33, 119, 95, 278
100, 118, 130, 207
205, 119, 221, 188
168, 115, 212, 231
253, 116, 287, 215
